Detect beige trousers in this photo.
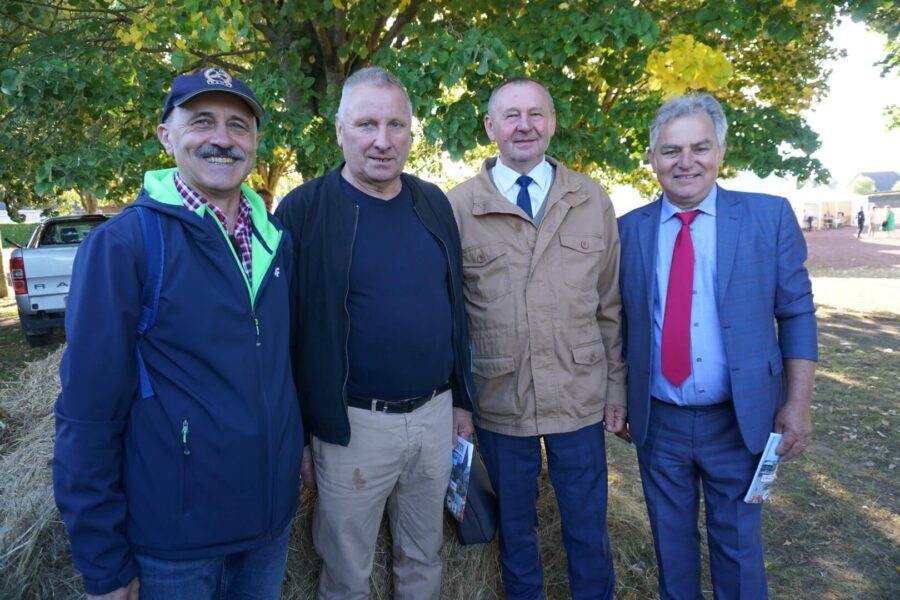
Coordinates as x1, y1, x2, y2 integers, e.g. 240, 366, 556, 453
312, 390, 453, 600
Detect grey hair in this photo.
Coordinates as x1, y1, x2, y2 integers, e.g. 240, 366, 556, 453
649, 93, 727, 150
487, 77, 555, 116
336, 67, 413, 120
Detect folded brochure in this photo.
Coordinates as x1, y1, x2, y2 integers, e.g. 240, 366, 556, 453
744, 432, 784, 504
446, 435, 474, 521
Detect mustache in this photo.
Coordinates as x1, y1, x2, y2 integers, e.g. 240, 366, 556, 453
196, 145, 246, 161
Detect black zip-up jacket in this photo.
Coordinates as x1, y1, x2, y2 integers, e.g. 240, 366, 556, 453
276, 167, 476, 446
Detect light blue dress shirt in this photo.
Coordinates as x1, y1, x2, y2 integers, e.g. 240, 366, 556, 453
491, 157, 553, 218
650, 187, 731, 405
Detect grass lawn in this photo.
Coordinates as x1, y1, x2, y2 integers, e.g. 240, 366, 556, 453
605, 306, 900, 599
0, 296, 64, 383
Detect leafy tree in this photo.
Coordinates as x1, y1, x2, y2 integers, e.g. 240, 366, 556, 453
0, 0, 891, 220
856, 0, 900, 129
849, 174, 877, 195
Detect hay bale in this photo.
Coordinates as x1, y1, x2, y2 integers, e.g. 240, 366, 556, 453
0, 348, 659, 599
0, 346, 81, 599
0, 345, 64, 452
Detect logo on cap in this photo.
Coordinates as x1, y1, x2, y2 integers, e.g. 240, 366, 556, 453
204, 67, 233, 88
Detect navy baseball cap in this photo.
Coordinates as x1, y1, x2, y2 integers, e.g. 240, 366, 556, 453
160, 67, 264, 123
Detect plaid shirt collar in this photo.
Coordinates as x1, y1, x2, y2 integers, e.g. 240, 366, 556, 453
173, 171, 253, 282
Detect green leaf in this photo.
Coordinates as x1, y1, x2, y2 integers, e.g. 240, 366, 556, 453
0, 69, 19, 96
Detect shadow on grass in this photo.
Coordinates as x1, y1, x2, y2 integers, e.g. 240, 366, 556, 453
763, 310, 899, 600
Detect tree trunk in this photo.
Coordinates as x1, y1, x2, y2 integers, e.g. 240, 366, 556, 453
255, 160, 286, 194
80, 192, 99, 214
0, 236, 8, 299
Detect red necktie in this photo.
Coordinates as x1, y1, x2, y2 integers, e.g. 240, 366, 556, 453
661, 210, 701, 387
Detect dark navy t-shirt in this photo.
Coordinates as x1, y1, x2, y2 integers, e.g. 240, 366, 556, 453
341, 177, 453, 400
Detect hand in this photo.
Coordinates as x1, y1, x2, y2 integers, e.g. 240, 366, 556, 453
614, 422, 632, 444
87, 577, 139, 600
775, 358, 816, 462
603, 404, 627, 434
774, 400, 812, 462
452, 408, 474, 448
300, 445, 317, 491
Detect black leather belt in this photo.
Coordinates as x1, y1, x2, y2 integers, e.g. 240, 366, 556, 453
651, 396, 732, 409
347, 383, 451, 414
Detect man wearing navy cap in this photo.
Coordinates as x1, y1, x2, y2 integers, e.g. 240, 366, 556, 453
53, 68, 303, 599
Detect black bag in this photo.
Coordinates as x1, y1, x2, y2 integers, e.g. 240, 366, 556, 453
451, 447, 499, 545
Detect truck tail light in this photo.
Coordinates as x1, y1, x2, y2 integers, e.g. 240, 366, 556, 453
9, 256, 27, 295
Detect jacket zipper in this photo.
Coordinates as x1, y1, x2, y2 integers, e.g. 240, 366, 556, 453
180, 417, 191, 514
413, 202, 477, 406
252, 229, 284, 537
181, 418, 191, 455
341, 206, 360, 415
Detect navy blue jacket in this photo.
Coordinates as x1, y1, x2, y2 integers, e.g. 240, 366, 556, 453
53, 169, 303, 595
276, 167, 476, 446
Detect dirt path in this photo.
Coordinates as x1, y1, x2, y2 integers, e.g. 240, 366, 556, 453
804, 227, 900, 269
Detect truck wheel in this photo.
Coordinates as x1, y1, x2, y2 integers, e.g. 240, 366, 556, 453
25, 333, 50, 347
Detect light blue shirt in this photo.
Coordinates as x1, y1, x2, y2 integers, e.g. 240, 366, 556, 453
491, 157, 554, 218
651, 186, 731, 405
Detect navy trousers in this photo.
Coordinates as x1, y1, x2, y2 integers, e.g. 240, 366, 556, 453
477, 422, 615, 600
637, 399, 767, 600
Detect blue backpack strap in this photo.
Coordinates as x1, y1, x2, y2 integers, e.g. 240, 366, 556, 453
134, 206, 164, 399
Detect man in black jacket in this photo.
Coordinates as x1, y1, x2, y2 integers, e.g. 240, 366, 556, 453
276, 67, 475, 599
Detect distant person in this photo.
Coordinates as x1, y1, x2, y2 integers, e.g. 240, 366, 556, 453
885, 206, 895, 238
256, 188, 275, 212
806, 213, 814, 231
867, 205, 877, 237
618, 93, 818, 600
857, 206, 865, 239
53, 68, 303, 599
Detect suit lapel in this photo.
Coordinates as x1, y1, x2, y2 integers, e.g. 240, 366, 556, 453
716, 185, 741, 306
638, 200, 661, 314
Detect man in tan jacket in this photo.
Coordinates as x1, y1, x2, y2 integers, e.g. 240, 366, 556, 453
448, 77, 626, 600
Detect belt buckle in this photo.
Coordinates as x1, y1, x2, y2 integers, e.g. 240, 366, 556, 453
371, 399, 381, 413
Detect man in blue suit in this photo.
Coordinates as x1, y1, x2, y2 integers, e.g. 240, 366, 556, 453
617, 94, 818, 599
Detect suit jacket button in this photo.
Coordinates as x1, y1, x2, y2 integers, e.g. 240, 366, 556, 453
581, 240, 590, 249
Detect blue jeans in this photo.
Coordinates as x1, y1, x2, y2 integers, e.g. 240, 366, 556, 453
134, 523, 292, 600
477, 422, 615, 600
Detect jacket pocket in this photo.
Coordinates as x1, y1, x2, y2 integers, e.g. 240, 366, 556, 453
559, 233, 605, 292
472, 355, 516, 378
768, 351, 783, 375
179, 417, 192, 515
462, 244, 512, 301
572, 340, 604, 366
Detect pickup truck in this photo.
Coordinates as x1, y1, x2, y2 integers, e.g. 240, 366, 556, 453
8, 214, 108, 346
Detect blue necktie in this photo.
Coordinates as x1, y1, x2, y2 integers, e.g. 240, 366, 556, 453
516, 175, 534, 219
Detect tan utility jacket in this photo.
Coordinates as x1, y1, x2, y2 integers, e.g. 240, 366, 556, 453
448, 157, 626, 436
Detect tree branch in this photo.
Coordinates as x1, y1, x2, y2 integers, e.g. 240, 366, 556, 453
372, 0, 424, 56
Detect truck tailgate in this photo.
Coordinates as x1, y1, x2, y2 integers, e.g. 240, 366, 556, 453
21, 246, 79, 310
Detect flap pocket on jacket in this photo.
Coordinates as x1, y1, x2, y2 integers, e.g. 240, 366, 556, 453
462, 244, 512, 301
559, 234, 605, 291
559, 233, 605, 254
472, 356, 516, 378
768, 352, 784, 375
572, 341, 604, 365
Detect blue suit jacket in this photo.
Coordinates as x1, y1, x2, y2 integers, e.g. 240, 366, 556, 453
617, 185, 817, 454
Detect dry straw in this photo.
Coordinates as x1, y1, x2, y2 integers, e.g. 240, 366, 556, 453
0, 348, 658, 599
